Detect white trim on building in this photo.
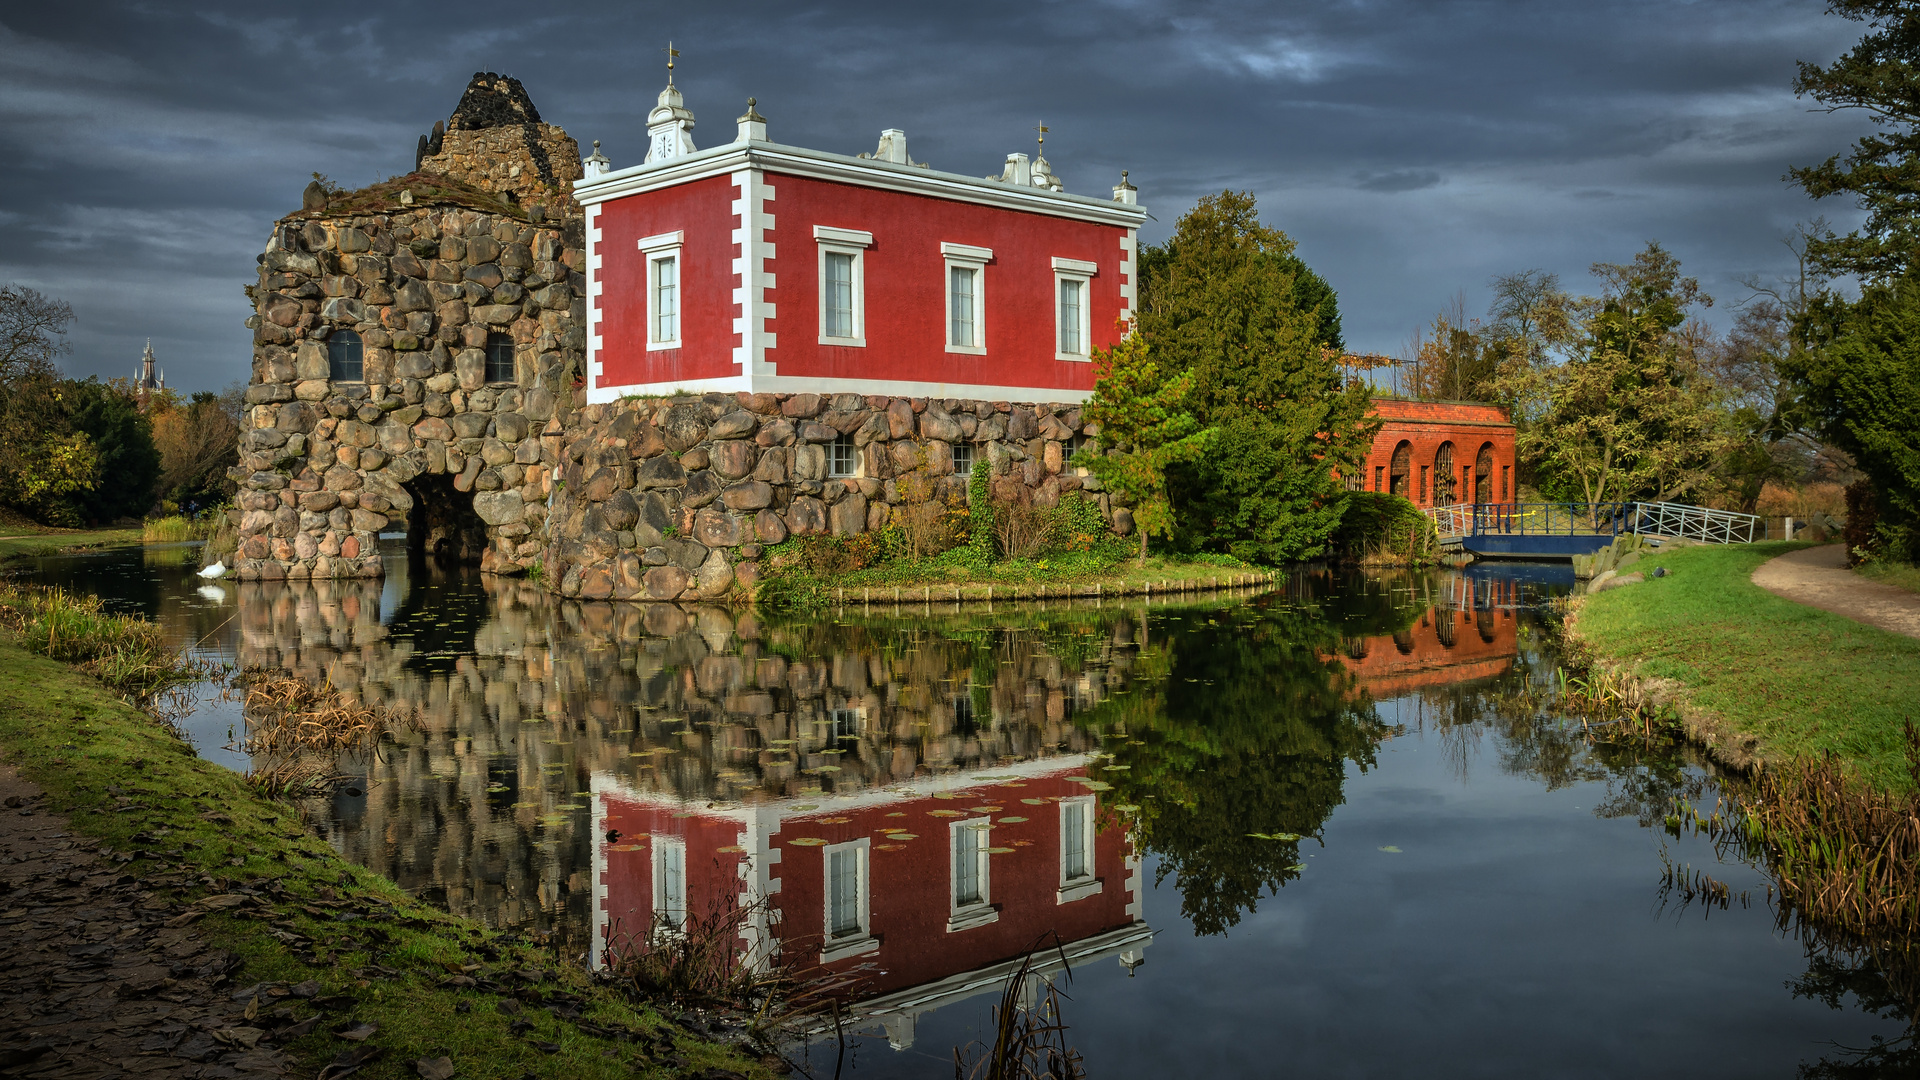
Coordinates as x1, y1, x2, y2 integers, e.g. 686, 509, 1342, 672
941, 242, 991, 356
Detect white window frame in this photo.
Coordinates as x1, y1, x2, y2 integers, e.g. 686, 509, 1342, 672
815, 226, 872, 348
828, 432, 859, 479
1056, 795, 1103, 904
1052, 257, 1097, 362
820, 837, 878, 962
947, 817, 998, 933
951, 440, 974, 478
638, 231, 684, 352
651, 834, 688, 932
941, 242, 991, 355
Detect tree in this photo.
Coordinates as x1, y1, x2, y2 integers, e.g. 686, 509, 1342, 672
0, 284, 72, 384
150, 388, 242, 513
1137, 192, 1376, 564
1405, 295, 1499, 402
1791, 273, 1920, 559
1791, 1, 1920, 278
0, 285, 91, 524
1079, 333, 1214, 565
63, 379, 159, 523
1508, 244, 1736, 504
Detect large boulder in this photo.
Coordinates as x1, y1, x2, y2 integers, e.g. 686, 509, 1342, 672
473, 492, 525, 525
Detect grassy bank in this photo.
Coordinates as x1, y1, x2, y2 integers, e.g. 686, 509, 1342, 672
1859, 559, 1920, 596
0, 524, 143, 561
1570, 541, 1920, 791
0, 597, 769, 1078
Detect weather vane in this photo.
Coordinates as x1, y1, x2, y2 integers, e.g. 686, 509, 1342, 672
1035, 120, 1049, 156
664, 41, 679, 84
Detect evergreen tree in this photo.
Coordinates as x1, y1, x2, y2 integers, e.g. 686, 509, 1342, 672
1136, 192, 1374, 564
1078, 333, 1213, 565
64, 378, 159, 523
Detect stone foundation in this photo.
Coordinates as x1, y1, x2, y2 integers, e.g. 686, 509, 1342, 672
540, 392, 1123, 602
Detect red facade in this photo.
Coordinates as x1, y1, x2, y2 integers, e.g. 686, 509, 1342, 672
575, 114, 1147, 406
1359, 399, 1518, 507
592, 758, 1148, 1030
1330, 577, 1521, 698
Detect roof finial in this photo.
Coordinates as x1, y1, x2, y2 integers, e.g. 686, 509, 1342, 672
664, 41, 679, 85
1035, 120, 1048, 157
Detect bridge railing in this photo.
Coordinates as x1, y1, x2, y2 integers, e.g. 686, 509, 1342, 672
1422, 500, 1762, 545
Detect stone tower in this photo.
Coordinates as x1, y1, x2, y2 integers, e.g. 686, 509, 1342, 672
415, 73, 583, 217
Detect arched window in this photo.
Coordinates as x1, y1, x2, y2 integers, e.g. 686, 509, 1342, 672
1389, 441, 1411, 498
1475, 443, 1495, 504
1433, 442, 1456, 505
484, 332, 515, 385
327, 329, 363, 382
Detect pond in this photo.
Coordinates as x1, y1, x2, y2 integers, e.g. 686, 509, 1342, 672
15, 542, 1912, 1077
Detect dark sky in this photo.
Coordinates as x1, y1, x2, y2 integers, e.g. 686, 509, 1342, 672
0, 0, 1874, 393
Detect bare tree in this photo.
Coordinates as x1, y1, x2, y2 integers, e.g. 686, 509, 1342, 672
0, 284, 74, 385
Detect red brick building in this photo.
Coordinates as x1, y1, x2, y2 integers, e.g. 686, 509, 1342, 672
1359, 399, 1517, 507
1329, 577, 1520, 697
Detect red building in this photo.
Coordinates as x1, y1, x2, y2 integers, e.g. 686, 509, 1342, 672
572, 81, 1147, 406
1359, 399, 1518, 507
1330, 577, 1520, 698
591, 755, 1151, 1049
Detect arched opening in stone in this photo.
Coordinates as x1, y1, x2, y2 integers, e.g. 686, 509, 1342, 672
1434, 442, 1456, 505
403, 473, 489, 565
1389, 441, 1411, 498
1474, 442, 1495, 504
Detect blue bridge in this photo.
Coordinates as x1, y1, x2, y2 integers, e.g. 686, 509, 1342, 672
1424, 501, 1764, 560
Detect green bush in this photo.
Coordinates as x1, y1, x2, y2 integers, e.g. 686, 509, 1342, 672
1330, 491, 1436, 561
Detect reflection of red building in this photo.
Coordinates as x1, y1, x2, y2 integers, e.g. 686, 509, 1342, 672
1332, 578, 1520, 697
591, 755, 1150, 1049
1357, 400, 1518, 506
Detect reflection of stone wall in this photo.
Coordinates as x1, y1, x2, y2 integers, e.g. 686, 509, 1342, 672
545, 393, 1122, 602
230, 573, 1140, 942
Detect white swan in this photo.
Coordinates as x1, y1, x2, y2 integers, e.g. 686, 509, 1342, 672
197, 560, 227, 579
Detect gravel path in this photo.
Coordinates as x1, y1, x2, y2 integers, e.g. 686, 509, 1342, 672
0, 764, 291, 1080
1751, 544, 1920, 641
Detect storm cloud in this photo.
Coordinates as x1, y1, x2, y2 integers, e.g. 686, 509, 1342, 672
0, 0, 1875, 391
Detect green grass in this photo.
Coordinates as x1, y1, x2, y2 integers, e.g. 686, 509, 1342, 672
1574, 541, 1920, 792
1858, 558, 1920, 596
0, 642, 770, 1079
0, 525, 143, 560
142, 514, 219, 543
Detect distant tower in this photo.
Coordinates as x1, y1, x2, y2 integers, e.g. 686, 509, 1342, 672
135, 339, 165, 395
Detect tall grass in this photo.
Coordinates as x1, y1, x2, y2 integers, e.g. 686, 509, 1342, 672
952, 936, 1086, 1080
233, 672, 419, 755
0, 582, 213, 703
142, 514, 218, 543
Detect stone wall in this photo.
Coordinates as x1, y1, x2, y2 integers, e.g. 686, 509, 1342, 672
542, 392, 1126, 603
230, 202, 586, 581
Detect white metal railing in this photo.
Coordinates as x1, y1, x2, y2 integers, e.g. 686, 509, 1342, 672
1420, 501, 1761, 545
1630, 501, 1762, 544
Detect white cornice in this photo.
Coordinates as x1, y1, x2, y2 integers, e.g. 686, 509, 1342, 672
574, 141, 1148, 229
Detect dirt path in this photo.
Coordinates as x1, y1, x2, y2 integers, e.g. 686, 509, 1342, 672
0, 764, 290, 1079
1751, 543, 1920, 641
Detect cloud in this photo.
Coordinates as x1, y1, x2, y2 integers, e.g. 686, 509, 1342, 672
1355, 169, 1442, 193
0, 0, 1883, 389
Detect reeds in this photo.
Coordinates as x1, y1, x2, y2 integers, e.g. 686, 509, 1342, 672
1738, 725, 1920, 940
141, 515, 217, 543
953, 936, 1087, 1080
234, 673, 419, 755
601, 894, 792, 1012
0, 582, 215, 702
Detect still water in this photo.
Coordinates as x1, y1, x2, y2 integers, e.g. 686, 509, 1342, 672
17, 543, 1910, 1077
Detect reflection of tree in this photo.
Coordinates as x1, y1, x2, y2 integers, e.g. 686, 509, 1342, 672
1791, 943, 1920, 1078
1084, 597, 1390, 935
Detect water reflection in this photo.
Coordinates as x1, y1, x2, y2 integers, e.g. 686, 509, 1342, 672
17, 545, 1916, 1075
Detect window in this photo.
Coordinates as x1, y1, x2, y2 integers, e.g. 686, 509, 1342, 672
942, 242, 991, 355
484, 332, 515, 385
820, 838, 876, 961
828, 707, 860, 742
950, 691, 976, 735
1052, 258, 1097, 361
948, 818, 997, 931
637, 231, 683, 351
1066, 433, 1091, 475
1373, 465, 1384, 492
1058, 796, 1101, 903
815, 226, 872, 347
1419, 465, 1429, 505
327, 329, 363, 382
829, 433, 858, 478
951, 441, 974, 478
1501, 465, 1511, 502
652, 836, 686, 932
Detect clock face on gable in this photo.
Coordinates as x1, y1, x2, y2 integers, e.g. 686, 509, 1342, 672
651, 132, 676, 161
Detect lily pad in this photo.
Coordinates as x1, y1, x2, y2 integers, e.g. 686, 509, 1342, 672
787, 837, 829, 847
969, 806, 1003, 813
791, 804, 819, 812
1114, 804, 1140, 812
818, 816, 852, 824
997, 816, 1028, 823
927, 809, 964, 817
1378, 845, 1402, 853
877, 844, 907, 851
1246, 832, 1301, 841
717, 845, 746, 854
1021, 798, 1047, 805
986, 846, 1016, 854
